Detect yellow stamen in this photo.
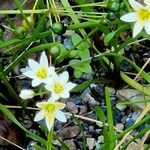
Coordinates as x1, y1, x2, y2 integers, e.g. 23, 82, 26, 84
53, 83, 64, 94
36, 67, 48, 79
44, 104, 55, 113
138, 8, 150, 23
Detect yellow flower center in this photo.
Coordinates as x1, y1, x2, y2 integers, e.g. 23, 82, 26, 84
53, 83, 64, 94
44, 104, 55, 113
36, 67, 48, 79
138, 8, 150, 23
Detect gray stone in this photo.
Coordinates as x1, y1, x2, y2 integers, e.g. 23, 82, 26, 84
64, 139, 76, 150
115, 123, 124, 131
87, 138, 95, 150
81, 93, 99, 107
60, 126, 80, 139
79, 105, 87, 115
66, 102, 78, 114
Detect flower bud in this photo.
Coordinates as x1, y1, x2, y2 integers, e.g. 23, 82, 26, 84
19, 89, 35, 99
22, 15, 34, 29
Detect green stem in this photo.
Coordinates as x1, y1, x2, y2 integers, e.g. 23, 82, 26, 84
47, 126, 54, 150
0, 65, 21, 104
4, 42, 58, 74
105, 87, 114, 131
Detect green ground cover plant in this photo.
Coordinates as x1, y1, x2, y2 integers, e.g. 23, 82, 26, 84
0, 0, 150, 149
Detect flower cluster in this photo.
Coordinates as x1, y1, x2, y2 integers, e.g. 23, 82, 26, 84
19, 51, 76, 131
121, 0, 150, 37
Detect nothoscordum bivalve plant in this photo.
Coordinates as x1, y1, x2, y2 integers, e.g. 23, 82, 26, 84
45, 71, 76, 100
34, 98, 67, 131
120, 0, 150, 37
22, 51, 56, 87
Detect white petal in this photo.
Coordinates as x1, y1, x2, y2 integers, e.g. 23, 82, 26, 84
34, 110, 45, 121
36, 101, 48, 108
32, 79, 42, 87
23, 70, 35, 79
61, 92, 70, 99
48, 66, 55, 75
59, 71, 69, 83
133, 21, 143, 37
20, 66, 30, 73
56, 110, 67, 122
144, 21, 150, 35
47, 98, 55, 103
144, 0, 150, 5
129, 0, 143, 11
40, 51, 48, 68
65, 82, 76, 91
54, 102, 66, 109
120, 12, 137, 22
45, 115, 55, 131
45, 84, 53, 92
28, 59, 40, 71
51, 92, 60, 100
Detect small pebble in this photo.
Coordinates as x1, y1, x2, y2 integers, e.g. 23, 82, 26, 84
79, 105, 87, 115
98, 135, 104, 143
116, 103, 126, 111
63, 38, 74, 50
60, 126, 80, 139
72, 97, 83, 105
127, 142, 139, 150
64, 139, 76, 150
115, 123, 124, 131
81, 93, 99, 107
87, 138, 95, 150
66, 102, 78, 114
55, 35, 62, 42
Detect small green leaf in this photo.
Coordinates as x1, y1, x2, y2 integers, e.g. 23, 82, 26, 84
104, 32, 115, 45
74, 70, 83, 78
56, 43, 68, 62
78, 49, 90, 60
69, 59, 92, 73
71, 33, 89, 50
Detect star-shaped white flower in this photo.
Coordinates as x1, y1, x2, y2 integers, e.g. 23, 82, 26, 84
45, 71, 76, 100
22, 51, 56, 87
120, 0, 150, 37
34, 98, 67, 131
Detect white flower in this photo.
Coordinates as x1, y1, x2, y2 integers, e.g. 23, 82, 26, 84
45, 71, 76, 100
22, 51, 56, 87
34, 98, 67, 131
19, 89, 35, 99
120, 0, 150, 37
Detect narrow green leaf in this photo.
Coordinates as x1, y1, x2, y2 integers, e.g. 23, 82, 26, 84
121, 72, 150, 96
104, 87, 116, 150
94, 106, 106, 126
72, 79, 99, 92
0, 104, 47, 146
